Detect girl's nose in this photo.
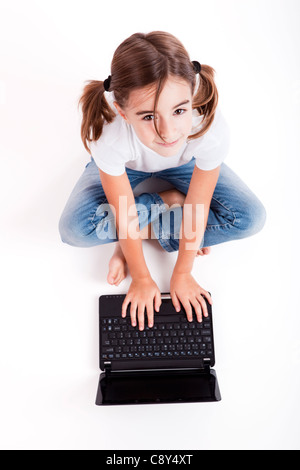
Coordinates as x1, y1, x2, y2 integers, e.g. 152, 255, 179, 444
158, 118, 177, 142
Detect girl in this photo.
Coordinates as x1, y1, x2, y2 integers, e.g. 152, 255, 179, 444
59, 31, 266, 330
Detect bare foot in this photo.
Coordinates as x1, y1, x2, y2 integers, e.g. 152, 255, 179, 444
196, 247, 211, 257
107, 243, 128, 286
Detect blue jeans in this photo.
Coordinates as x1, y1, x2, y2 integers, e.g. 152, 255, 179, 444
59, 157, 266, 252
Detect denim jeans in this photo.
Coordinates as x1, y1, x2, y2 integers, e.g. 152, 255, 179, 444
59, 157, 266, 252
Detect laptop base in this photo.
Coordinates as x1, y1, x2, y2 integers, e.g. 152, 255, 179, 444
96, 368, 221, 406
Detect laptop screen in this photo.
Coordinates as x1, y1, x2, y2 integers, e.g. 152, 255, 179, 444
97, 368, 221, 405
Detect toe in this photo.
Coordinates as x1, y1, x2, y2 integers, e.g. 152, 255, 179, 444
107, 273, 116, 285
107, 266, 118, 285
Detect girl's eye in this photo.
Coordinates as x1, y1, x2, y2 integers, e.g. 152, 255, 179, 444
174, 108, 186, 116
142, 109, 186, 121
143, 115, 154, 121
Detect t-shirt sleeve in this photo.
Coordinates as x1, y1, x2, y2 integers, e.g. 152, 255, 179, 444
90, 140, 126, 176
189, 108, 231, 171
89, 115, 131, 177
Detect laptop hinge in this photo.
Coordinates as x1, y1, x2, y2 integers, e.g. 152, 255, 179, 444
203, 358, 211, 373
104, 361, 112, 377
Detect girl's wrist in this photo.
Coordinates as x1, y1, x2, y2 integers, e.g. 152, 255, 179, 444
172, 266, 191, 276
173, 254, 195, 276
130, 267, 151, 281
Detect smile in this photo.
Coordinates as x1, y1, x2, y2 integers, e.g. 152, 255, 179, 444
156, 139, 179, 148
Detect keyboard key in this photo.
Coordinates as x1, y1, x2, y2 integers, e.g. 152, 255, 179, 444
203, 336, 212, 343
202, 330, 211, 336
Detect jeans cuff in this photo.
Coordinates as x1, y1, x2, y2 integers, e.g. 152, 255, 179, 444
151, 204, 182, 253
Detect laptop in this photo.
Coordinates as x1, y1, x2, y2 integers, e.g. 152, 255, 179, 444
96, 293, 221, 405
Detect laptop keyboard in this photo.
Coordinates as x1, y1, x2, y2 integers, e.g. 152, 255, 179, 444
101, 315, 214, 362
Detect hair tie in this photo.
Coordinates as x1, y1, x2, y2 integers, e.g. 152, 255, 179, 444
103, 75, 112, 92
192, 61, 201, 74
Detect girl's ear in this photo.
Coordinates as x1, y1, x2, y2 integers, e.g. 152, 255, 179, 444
114, 101, 128, 122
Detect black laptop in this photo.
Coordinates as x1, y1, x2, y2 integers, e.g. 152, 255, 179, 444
96, 293, 221, 405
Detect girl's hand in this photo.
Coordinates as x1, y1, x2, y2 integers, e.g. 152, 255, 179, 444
170, 272, 213, 322
122, 277, 161, 330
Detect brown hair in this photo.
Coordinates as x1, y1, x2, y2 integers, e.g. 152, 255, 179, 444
79, 31, 218, 153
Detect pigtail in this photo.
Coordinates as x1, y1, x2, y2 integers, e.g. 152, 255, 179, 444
190, 65, 219, 140
78, 80, 116, 153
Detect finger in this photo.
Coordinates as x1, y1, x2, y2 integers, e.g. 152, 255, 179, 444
146, 301, 154, 328
154, 291, 161, 313
199, 292, 210, 316
137, 304, 145, 331
122, 297, 130, 318
130, 302, 138, 327
197, 294, 208, 318
171, 292, 181, 313
200, 289, 213, 305
192, 296, 203, 323
182, 300, 193, 322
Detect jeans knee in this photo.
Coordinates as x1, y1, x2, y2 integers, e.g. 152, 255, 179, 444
58, 202, 118, 247
58, 209, 90, 247
58, 213, 74, 246
237, 196, 267, 237
254, 199, 267, 234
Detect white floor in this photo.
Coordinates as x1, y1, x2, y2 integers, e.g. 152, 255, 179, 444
0, 0, 299, 450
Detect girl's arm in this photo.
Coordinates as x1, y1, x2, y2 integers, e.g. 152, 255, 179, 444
99, 170, 161, 329
170, 165, 220, 321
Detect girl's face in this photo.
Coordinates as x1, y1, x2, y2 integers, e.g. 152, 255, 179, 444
114, 76, 193, 157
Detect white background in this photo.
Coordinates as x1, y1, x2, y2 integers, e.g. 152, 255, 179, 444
0, 0, 299, 450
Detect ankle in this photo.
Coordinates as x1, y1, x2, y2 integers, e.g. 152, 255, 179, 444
158, 189, 185, 207
113, 242, 125, 258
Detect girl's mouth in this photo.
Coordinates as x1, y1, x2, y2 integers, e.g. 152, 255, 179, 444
156, 139, 179, 148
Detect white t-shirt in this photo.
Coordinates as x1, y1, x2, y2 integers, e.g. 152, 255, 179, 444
90, 96, 230, 176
